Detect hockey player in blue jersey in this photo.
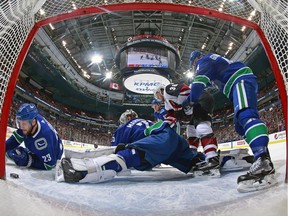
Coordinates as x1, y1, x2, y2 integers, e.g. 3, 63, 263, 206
188, 50, 277, 192
6, 103, 63, 170
111, 109, 153, 146
151, 99, 167, 122
55, 109, 205, 183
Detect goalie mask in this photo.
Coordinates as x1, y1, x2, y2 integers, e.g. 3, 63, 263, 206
119, 109, 138, 125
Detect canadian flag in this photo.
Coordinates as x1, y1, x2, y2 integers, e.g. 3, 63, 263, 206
109, 82, 120, 90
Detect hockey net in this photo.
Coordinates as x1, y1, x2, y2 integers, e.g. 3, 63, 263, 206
0, 0, 287, 180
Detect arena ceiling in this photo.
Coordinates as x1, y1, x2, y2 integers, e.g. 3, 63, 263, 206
40, 10, 253, 89
23, 7, 272, 117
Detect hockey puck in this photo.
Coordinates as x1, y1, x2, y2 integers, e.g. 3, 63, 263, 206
10, 173, 19, 179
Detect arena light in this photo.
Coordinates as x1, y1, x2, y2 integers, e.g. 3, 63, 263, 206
186, 71, 194, 79
39, 9, 45, 15
49, 23, 55, 30
91, 54, 102, 64
105, 71, 112, 79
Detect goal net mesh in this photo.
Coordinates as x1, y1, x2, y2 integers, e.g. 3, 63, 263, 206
0, 0, 287, 178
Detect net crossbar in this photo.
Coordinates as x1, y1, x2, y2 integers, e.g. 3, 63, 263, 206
0, 0, 287, 181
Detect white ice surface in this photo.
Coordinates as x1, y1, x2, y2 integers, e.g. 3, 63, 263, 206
1, 143, 287, 216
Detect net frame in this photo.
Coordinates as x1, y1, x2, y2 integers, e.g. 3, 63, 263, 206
0, 1, 287, 181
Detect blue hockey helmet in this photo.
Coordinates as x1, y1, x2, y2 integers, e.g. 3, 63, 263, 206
189, 50, 204, 66
16, 103, 38, 121
151, 99, 161, 105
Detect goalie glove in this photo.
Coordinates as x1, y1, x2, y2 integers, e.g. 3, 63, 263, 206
6, 146, 32, 167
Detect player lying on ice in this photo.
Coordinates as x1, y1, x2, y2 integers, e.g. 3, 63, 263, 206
55, 109, 254, 186
55, 109, 215, 184
6, 103, 63, 170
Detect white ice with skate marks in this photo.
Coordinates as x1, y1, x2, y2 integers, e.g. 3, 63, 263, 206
4, 142, 288, 216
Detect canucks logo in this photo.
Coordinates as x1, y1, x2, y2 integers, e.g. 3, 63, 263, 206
35, 138, 48, 150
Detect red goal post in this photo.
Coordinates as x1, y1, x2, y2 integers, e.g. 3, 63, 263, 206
0, 1, 287, 181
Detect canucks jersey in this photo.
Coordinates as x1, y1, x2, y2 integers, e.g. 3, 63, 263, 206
153, 107, 167, 121
111, 118, 153, 146
190, 53, 256, 102
6, 115, 63, 170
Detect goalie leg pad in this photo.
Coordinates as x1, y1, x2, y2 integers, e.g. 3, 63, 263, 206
79, 154, 131, 183
64, 147, 116, 159
219, 148, 252, 162
220, 148, 254, 171
56, 154, 131, 183
221, 156, 252, 171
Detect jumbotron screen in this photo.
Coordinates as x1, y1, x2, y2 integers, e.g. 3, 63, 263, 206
127, 47, 169, 68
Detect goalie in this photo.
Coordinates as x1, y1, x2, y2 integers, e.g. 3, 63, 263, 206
56, 109, 207, 183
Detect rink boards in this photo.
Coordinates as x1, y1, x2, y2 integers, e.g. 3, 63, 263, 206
5, 126, 287, 151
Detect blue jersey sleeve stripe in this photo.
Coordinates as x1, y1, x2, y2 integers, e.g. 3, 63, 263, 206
223, 67, 253, 97
193, 75, 210, 86
12, 131, 24, 144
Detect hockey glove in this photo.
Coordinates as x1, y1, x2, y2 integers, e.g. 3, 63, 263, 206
182, 98, 194, 116
183, 105, 193, 115
6, 146, 32, 167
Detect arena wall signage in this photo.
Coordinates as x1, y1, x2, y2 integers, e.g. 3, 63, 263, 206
123, 73, 170, 94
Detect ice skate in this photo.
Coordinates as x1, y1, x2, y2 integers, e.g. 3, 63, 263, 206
55, 158, 85, 183
237, 154, 277, 193
193, 156, 220, 177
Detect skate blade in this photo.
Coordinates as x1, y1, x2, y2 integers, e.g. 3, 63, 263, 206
193, 168, 221, 178
55, 160, 65, 182
221, 167, 244, 172
116, 169, 131, 176
237, 174, 278, 193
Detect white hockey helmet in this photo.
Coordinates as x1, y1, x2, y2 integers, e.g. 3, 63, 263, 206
119, 109, 138, 125
153, 84, 165, 99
